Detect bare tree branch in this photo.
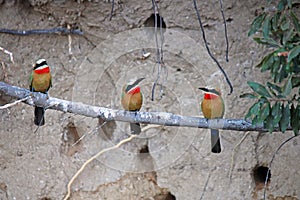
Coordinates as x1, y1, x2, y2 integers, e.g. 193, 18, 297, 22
0, 27, 83, 36
0, 81, 290, 132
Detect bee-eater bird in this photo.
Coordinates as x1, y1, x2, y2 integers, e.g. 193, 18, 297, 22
29, 59, 52, 126
199, 87, 225, 153
121, 78, 145, 134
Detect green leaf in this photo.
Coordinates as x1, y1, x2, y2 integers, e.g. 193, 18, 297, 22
278, 0, 287, 11
279, 66, 288, 82
259, 101, 271, 123
240, 93, 258, 99
261, 53, 275, 72
253, 37, 280, 47
287, 0, 292, 8
282, 76, 292, 97
248, 13, 267, 36
280, 15, 290, 31
274, 60, 288, 83
292, 77, 300, 87
290, 11, 300, 32
267, 82, 282, 96
284, 62, 291, 72
272, 102, 282, 124
279, 103, 290, 132
262, 16, 271, 39
271, 59, 281, 82
256, 51, 273, 71
265, 115, 275, 133
288, 46, 300, 63
247, 81, 272, 98
291, 104, 300, 135
245, 101, 261, 120
271, 12, 281, 32
282, 29, 294, 45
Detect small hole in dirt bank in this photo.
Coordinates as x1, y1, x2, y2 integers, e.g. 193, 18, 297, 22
139, 145, 149, 153
252, 165, 271, 189
40, 197, 52, 200
16, 150, 23, 157
165, 192, 176, 200
154, 191, 176, 200
144, 13, 166, 28
226, 17, 233, 22
60, 122, 82, 156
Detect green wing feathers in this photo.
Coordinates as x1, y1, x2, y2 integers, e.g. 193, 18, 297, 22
29, 72, 33, 91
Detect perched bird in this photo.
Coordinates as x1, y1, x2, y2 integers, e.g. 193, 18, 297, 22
199, 87, 225, 153
121, 78, 145, 134
29, 59, 52, 126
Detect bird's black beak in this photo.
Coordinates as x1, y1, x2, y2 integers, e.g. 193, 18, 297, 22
133, 77, 145, 86
198, 87, 209, 92
199, 87, 221, 96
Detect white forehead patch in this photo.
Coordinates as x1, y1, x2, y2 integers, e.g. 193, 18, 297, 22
36, 58, 46, 65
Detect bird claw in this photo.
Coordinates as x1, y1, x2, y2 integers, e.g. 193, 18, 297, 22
45, 92, 50, 100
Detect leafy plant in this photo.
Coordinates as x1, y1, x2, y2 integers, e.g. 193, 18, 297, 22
243, 0, 300, 135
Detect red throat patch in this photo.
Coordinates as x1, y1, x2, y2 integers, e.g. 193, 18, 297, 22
204, 93, 219, 99
35, 67, 50, 74
128, 86, 140, 95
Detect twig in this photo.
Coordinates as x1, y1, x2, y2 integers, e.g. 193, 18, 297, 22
0, 96, 30, 109
229, 132, 250, 181
72, 122, 107, 146
0, 46, 14, 63
152, 0, 160, 63
109, 0, 115, 20
67, 25, 73, 56
219, 0, 229, 62
151, 0, 160, 101
200, 173, 211, 200
0, 82, 294, 132
263, 135, 299, 200
193, 0, 233, 94
150, 0, 167, 101
151, 63, 161, 101
141, 124, 162, 132
0, 28, 83, 36
63, 134, 137, 200
1, 62, 8, 82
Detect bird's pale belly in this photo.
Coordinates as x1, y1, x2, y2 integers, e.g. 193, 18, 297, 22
32, 73, 51, 92
122, 93, 143, 111
201, 98, 224, 119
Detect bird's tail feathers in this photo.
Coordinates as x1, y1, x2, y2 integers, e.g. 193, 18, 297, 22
34, 107, 45, 126
130, 123, 141, 135
211, 129, 221, 153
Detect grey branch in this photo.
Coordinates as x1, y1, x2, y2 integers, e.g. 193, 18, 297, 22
0, 81, 272, 132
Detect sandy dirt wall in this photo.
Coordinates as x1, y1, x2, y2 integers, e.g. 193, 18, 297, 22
0, 0, 299, 199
